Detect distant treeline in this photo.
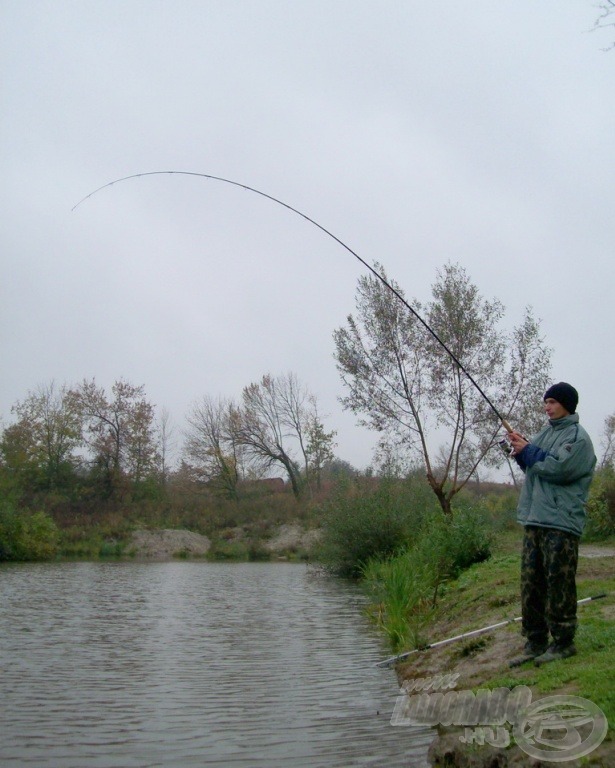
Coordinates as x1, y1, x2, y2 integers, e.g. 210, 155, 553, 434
0, 373, 344, 509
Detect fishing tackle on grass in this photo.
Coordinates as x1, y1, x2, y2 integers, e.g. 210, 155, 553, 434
375, 593, 607, 668
73, 170, 513, 432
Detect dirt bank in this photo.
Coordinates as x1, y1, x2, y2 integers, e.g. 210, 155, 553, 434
128, 529, 211, 559
263, 523, 322, 555
127, 524, 322, 560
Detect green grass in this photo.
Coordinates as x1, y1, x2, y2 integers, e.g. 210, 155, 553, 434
362, 552, 435, 649
436, 553, 522, 627
410, 534, 615, 741
486, 616, 615, 740
372, 526, 615, 765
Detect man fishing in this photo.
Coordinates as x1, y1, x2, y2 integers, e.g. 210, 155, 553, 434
74, 172, 605, 676
508, 382, 596, 667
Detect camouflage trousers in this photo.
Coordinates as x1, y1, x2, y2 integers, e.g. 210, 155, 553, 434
520, 526, 579, 647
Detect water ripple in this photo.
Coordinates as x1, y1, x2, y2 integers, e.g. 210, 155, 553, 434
0, 562, 432, 767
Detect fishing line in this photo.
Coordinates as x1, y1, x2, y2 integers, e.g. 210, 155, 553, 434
72, 170, 512, 432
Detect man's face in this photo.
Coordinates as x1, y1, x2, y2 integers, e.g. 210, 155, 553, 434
544, 397, 569, 420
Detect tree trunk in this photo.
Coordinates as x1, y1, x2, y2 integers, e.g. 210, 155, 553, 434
427, 472, 453, 516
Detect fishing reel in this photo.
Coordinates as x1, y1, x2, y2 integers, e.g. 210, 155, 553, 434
498, 437, 515, 457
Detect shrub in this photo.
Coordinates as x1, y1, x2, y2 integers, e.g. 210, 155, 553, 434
476, 487, 520, 531
361, 503, 492, 650
585, 467, 615, 540
317, 477, 435, 577
412, 504, 492, 591
99, 540, 124, 558
0, 502, 59, 561
207, 537, 250, 560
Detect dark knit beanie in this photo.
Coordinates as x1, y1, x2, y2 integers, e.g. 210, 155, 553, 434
543, 382, 578, 414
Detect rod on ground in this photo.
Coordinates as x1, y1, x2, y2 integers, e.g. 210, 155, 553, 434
375, 593, 607, 668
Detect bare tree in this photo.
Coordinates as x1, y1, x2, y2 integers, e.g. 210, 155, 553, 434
158, 407, 176, 488
334, 263, 552, 515
599, 413, 615, 469
183, 396, 245, 499
592, 0, 615, 50
237, 373, 311, 498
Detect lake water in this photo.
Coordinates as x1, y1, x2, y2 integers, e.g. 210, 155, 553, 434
0, 561, 433, 767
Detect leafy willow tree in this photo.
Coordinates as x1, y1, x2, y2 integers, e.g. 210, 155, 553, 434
333, 263, 552, 515
0, 382, 82, 493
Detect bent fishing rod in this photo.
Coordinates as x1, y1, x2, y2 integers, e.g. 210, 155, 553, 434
73, 170, 513, 432
375, 593, 607, 668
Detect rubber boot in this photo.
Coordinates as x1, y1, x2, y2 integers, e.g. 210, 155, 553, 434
534, 642, 577, 667
509, 640, 548, 668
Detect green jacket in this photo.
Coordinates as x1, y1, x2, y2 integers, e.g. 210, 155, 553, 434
516, 413, 596, 536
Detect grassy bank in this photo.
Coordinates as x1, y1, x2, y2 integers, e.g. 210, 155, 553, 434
385, 530, 615, 763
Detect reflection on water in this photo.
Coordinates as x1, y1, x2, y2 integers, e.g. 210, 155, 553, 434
0, 561, 432, 767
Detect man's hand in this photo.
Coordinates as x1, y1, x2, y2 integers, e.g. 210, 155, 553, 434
509, 431, 529, 456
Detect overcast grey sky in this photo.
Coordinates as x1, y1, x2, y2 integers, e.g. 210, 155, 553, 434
1, 1, 613, 472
